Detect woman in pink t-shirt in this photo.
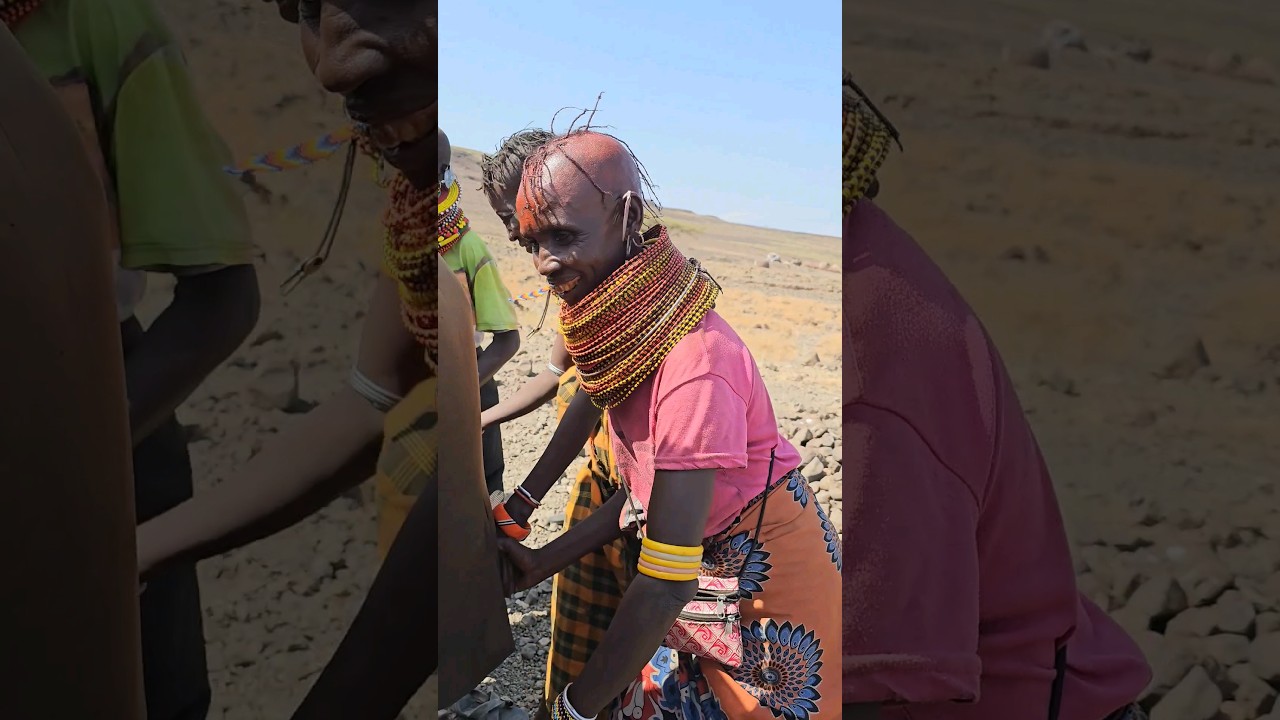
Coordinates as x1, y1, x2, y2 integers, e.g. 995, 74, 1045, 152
495, 129, 841, 720
841, 71, 1151, 720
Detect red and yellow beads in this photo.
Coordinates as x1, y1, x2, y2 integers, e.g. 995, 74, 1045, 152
560, 227, 719, 410
437, 177, 468, 255
381, 173, 439, 370
1, 0, 44, 28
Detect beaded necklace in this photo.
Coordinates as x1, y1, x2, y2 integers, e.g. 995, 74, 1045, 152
382, 172, 439, 371
559, 226, 719, 410
843, 70, 903, 216
1, 0, 43, 28
436, 171, 468, 255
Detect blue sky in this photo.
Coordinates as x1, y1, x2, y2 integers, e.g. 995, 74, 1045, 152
440, 1, 840, 238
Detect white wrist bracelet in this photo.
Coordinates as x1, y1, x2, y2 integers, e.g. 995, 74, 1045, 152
548, 362, 566, 377
561, 684, 591, 720
350, 367, 403, 413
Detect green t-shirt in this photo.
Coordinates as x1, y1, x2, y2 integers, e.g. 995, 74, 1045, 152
443, 228, 519, 345
14, 0, 255, 275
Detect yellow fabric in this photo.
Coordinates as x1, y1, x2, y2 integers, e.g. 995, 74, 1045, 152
373, 377, 437, 558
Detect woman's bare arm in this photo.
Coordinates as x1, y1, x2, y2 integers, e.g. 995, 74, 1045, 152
565, 468, 716, 715
479, 332, 573, 429
137, 273, 423, 577
502, 389, 600, 527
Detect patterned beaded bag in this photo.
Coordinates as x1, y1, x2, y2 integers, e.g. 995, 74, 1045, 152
620, 449, 775, 668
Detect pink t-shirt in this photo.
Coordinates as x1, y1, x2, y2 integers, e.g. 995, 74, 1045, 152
606, 310, 802, 537
842, 201, 1151, 719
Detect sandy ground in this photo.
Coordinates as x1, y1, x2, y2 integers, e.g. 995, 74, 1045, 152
849, 1, 1280, 717
120, 0, 1278, 717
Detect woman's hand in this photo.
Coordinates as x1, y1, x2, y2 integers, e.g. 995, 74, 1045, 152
496, 536, 546, 595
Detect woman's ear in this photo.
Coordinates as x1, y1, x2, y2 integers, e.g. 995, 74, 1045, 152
621, 190, 645, 235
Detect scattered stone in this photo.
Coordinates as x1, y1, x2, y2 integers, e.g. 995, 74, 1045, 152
1137, 631, 1195, 702
1237, 57, 1278, 85
249, 360, 299, 412
1167, 607, 1218, 638
1042, 20, 1086, 51
1227, 664, 1276, 716
756, 259, 772, 269
802, 458, 826, 482
1257, 613, 1280, 635
1117, 39, 1153, 64
250, 329, 284, 347
1249, 633, 1280, 684
1206, 50, 1243, 75
1003, 43, 1052, 70
1210, 591, 1257, 636
1202, 634, 1250, 667
1157, 339, 1210, 380
1220, 544, 1280, 583
1038, 371, 1080, 397
1149, 666, 1221, 720
802, 353, 821, 367
1125, 575, 1188, 628
1179, 562, 1233, 606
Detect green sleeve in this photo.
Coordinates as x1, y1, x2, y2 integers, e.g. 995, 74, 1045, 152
74, 0, 256, 270
458, 232, 520, 334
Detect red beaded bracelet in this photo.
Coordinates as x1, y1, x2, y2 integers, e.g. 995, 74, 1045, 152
492, 502, 531, 541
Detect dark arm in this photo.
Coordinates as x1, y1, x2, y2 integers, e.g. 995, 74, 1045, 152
511, 490, 629, 587
479, 332, 571, 429
565, 469, 715, 715
125, 264, 260, 445
476, 328, 520, 386
136, 274, 423, 578
844, 705, 881, 719
502, 388, 601, 527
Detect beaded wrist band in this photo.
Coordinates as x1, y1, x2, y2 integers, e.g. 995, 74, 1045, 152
547, 363, 566, 377
492, 500, 531, 541
513, 486, 541, 509
552, 685, 591, 720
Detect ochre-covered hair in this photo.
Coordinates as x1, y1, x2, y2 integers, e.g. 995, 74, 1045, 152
843, 70, 902, 215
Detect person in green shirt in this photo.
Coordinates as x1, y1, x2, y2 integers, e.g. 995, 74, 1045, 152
438, 129, 522, 497
8, 1, 261, 718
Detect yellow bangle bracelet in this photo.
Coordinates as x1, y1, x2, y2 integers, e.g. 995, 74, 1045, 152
640, 550, 701, 573
637, 562, 699, 582
641, 536, 703, 557
638, 551, 702, 570
639, 546, 703, 564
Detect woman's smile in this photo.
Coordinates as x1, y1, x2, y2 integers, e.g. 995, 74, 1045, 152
552, 276, 580, 298
364, 102, 438, 152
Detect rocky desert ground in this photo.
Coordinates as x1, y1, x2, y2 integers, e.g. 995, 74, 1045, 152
850, 0, 1280, 718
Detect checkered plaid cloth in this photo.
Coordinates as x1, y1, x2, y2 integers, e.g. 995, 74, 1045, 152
542, 370, 638, 709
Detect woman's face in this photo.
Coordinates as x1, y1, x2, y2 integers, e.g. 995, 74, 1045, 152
516, 155, 638, 306
298, 0, 438, 189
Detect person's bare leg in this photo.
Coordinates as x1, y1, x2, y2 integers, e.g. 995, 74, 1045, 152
0, 27, 144, 720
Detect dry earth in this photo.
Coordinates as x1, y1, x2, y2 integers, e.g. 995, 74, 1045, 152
849, 1, 1280, 718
